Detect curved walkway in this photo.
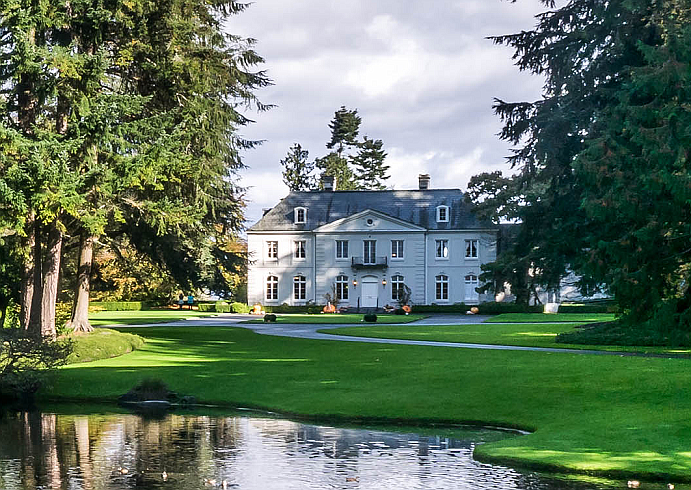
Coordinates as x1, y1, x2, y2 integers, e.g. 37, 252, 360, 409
115, 313, 682, 357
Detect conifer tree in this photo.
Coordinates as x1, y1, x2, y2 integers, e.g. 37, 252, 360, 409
352, 136, 389, 190
326, 106, 361, 157
281, 144, 315, 191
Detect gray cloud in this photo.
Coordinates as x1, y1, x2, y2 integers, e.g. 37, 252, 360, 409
227, 0, 552, 226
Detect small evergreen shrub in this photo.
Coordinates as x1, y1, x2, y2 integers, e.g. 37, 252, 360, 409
394, 308, 405, 315
263, 314, 277, 323
231, 302, 250, 314
363, 313, 377, 322
215, 301, 231, 313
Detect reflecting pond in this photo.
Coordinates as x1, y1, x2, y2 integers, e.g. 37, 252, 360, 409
0, 407, 628, 489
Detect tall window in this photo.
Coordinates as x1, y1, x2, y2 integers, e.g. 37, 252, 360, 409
435, 274, 449, 301
465, 274, 479, 302
294, 240, 306, 259
266, 275, 278, 300
436, 206, 449, 222
391, 240, 404, 259
294, 207, 307, 224
293, 275, 306, 300
336, 275, 349, 301
465, 239, 478, 258
267, 241, 278, 259
435, 239, 449, 259
363, 240, 376, 264
391, 274, 405, 301
336, 240, 349, 259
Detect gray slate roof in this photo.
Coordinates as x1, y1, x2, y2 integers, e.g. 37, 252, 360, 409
248, 189, 495, 232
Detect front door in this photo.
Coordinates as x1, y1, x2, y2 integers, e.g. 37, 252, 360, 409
465, 274, 479, 303
362, 280, 378, 308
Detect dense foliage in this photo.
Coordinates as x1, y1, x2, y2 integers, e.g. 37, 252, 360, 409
469, 0, 691, 334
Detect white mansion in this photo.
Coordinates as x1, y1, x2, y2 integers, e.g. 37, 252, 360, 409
247, 175, 498, 308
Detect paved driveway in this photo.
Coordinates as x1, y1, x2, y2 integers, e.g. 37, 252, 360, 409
113, 313, 673, 357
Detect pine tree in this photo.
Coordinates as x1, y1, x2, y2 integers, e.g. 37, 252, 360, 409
326, 106, 361, 157
281, 144, 315, 191
352, 136, 389, 190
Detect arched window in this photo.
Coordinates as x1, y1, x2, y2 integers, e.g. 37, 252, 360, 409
293, 275, 306, 300
436, 205, 449, 223
294, 207, 307, 224
391, 274, 405, 301
435, 274, 449, 301
266, 275, 278, 301
335, 274, 349, 301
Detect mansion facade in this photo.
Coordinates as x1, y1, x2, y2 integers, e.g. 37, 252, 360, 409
247, 175, 498, 308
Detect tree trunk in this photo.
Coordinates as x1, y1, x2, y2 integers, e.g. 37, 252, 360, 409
28, 219, 43, 335
40, 220, 63, 338
20, 213, 36, 330
68, 233, 95, 332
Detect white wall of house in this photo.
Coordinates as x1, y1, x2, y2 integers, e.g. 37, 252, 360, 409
247, 222, 497, 307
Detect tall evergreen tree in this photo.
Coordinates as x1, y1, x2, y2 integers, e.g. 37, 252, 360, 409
281, 144, 315, 191
315, 152, 358, 190
477, 0, 691, 331
326, 106, 361, 157
352, 136, 389, 190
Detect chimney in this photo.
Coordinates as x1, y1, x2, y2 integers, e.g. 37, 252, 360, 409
322, 175, 335, 192
418, 174, 430, 190
262, 208, 272, 216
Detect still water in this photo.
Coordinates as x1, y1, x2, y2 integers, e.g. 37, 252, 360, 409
0, 407, 622, 489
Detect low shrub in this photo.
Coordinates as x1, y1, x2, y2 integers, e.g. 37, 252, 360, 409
263, 314, 277, 323
231, 302, 251, 314
89, 301, 159, 311
363, 313, 377, 323
558, 302, 617, 314
476, 302, 542, 314
394, 308, 406, 315
197, 303, 215, 312
264, 304, 321, 313
67, 329, 145, 363
411, 303, 469, 313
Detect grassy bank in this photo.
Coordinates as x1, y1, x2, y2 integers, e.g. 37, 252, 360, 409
44, 325, 691, 482
321, 323, 691, 354
486, 313, 616, 323
88, 310, 219, 326
67, 328, 145, 363
242, 313, 425, 324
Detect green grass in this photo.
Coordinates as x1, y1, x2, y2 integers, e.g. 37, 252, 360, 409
242, 313, 425, 324
88, 309, 219, 326
322, 323, 691, 354
486, 313, 616, 323
44, 325, 691, 482
67, 328, 145, 363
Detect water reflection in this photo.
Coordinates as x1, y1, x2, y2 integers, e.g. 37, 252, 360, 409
0, 409, 613, 489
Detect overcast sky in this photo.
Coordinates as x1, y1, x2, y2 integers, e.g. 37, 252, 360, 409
227, 0, 551, 227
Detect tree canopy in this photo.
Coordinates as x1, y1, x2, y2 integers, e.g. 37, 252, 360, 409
471, 0, 691, 332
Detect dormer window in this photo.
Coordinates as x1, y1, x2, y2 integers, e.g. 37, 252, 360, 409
294, 207, 307, 224
436, 206, 449, 223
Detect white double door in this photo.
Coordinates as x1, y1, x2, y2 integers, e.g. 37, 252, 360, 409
361, 277, 379, 308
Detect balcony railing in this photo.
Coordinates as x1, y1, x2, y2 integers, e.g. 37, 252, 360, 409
351, 256, 388, 269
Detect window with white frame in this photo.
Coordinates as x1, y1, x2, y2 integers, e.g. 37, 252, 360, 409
391, 240, 404, 259
465, 274, 479, 301
391, 274, 405, 301
267, 241, 278, 259
293, 275, 306, 300
294, 207, 307, 224
435, 274, 449, 301
363, 240, 376, 264
294, 240, 306, 259
336, 275, 349, 301
336, 240, 349, 259
435, 239, 449, 259
436, 206, 449, 223
266, 275, 278, 300
465, 239, 478, 259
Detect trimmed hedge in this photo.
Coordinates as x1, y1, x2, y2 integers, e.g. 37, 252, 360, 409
89, 301, 159, 311
410, 302, 542, 314
263, 314, 277, 323
363, 313, 377, 323
263, 304, 323, 314
558, 303, 616, 314
231, 302, 251, 314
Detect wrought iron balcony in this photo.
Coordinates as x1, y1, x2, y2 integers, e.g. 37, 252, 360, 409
351, 256, 388, 270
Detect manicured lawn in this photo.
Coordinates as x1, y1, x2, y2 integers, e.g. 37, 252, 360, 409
45, 325, 691, 482
486, 313, 615, 323
88, 309, 219, 326
322, 322, 690, 354
242, 313, 425, 324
